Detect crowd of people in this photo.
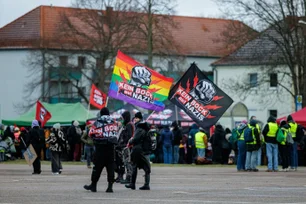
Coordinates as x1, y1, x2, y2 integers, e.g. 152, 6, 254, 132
1, 109, 306, 192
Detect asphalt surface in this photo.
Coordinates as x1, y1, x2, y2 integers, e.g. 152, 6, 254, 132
0, 163, 306, 204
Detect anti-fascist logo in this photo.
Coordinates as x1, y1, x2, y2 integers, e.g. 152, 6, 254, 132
189, 80, 216, 104
129, 66, 152, 87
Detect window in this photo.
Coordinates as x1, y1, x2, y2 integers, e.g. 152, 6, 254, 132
269, 110, 277, 118
78, 56, 86, 68
59, 56, 68, 66
270, 73, 278, 87
144, 59, 149, 66
249, 73, 258, 88
168, 61, 174, 70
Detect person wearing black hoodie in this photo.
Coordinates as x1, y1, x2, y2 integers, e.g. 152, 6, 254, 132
27, 120, 42, 174
84, 107, 119, 193
117, 111, 134, 184
125, 112, 151, 190
211, 123, 224, 164
278, 120, 291, 172
287, 115, 299, 171
245, 120, 261, 171
171, 121, 182, 164
262, 116, 279, 172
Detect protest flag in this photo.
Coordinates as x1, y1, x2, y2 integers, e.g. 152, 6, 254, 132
35, 101, 52, 127
89, 84, 107, 109
168, 63, 233, 129
108, 50, 173, 111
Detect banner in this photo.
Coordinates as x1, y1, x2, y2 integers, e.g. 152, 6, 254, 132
108, 50, 173, 111
35, 101, 52, 127
23, 144, 37, 166
168, 63, 233, 129
89, 84, 107, 109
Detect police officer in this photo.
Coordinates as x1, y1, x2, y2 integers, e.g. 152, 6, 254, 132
125, 112, 151, 190
84, 107, 119, 193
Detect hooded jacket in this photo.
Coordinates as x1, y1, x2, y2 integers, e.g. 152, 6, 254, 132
188, 124, 199, 146
160, 126, 174, 146
246, 120, 261, 151
212, 124, 225, 147
262, 116, 278, 144
171, 121, 182, 146
89, 115, 119, 145
118, 111, 135, 148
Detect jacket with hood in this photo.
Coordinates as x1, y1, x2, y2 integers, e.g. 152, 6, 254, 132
246, 120, 261, 151
89, 115, 119, 145
118, 111, 134, 148
262, 116, 278, 144
211, 124, 225, 147
128, 121, 151, 173
171, 121, 182, 146
287, 115, 300, 142
46, 129, 66, 152
160, 126, 174, 146
188, 124, 199, 146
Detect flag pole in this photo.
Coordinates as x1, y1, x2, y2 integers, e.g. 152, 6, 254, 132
86, 102, 90, 119
105, 97, 109, 107
146, 110, 155, 122
175, 105, 178, 124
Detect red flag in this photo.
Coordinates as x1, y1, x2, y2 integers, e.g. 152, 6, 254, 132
89, 84, 107, 109
35, 101, 52, 127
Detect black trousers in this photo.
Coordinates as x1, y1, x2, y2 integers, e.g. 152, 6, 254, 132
51, 151, 62, 173
33, 147, 41, 173
91, 144, 115, 183
279, 144, 290, 169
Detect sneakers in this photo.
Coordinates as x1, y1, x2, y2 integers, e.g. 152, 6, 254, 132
265, 169, 273, 172
252, 169, 259, 172
87, 166, 92, 169
52, 172, 59, 175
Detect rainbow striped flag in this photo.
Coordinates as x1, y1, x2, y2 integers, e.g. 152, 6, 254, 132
108, 51, 174, 111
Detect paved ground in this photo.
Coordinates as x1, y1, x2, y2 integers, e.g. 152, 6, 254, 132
0, 163, 306, 204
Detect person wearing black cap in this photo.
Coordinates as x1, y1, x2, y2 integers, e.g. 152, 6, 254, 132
125, 112, 151, 190
84, 107, 119, 193
278, 120, 291, 172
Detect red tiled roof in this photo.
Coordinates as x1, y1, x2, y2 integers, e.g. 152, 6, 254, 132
0, 5, 251, 57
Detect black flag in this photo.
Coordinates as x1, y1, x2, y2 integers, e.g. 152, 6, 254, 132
168, 63, 233, 129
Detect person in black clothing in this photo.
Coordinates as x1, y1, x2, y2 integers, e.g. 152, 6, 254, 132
27, 120, 42, 174
117, 111, 134, 184
171, 121, 182, 164
211, 123, 224, 164
221, 128, 232, 165
37, 121, 46, 160
125, 112, 151, 190
19, 127, 28, 159
84, 107, 119, 193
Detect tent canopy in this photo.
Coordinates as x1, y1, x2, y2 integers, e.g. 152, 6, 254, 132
2, 102, 94, 127
277, 107, 306, 127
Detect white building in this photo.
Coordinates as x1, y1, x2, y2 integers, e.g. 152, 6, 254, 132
212, 27, 295, 129
0, 5, 251, 121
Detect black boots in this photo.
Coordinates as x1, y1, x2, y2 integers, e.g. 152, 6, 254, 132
120, 175, 131, 184
139, 174, 150, 190
106, 182, 113, 193
125, 183, 136, 190
84, 182, 97, 192
115, 174, 123, 183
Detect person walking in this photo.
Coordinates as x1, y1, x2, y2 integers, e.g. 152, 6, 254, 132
46, 123, 66, 175
262, 116, 279, 172
27, 120, 42, 174
125, 112, 151, 190
84, 107, 119, 193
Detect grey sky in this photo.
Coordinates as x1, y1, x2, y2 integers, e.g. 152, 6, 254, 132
0, 0, 221, 28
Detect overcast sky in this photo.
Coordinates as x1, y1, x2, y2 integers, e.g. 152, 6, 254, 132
0, 0, 222, 28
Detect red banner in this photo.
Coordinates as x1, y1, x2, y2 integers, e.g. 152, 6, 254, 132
35, 101, 52, 127
89, 84, 107, 109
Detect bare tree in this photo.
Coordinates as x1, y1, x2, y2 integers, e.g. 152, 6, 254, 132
21, 0, 181, 111
215, 0, 306, 109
